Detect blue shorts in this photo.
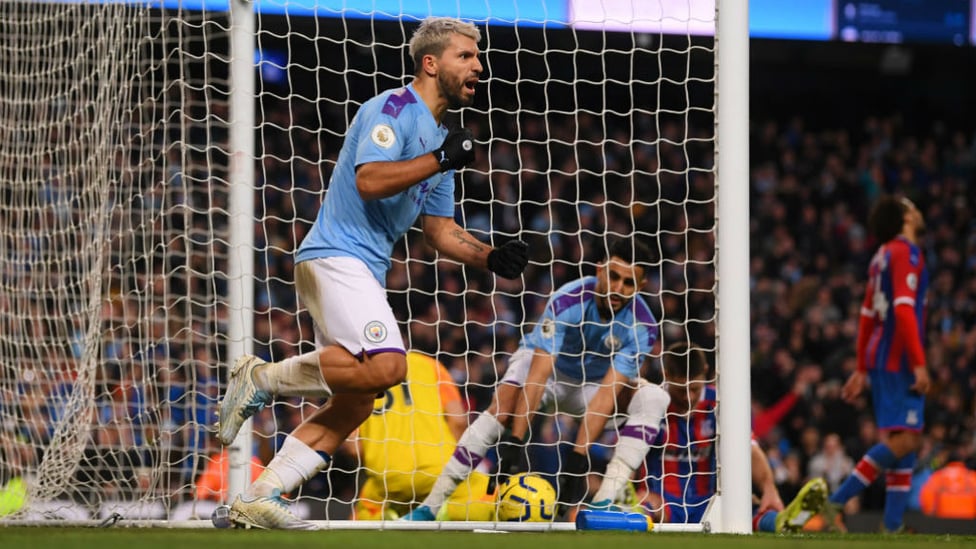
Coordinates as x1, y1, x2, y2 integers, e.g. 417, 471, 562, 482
869, 368, 925, 431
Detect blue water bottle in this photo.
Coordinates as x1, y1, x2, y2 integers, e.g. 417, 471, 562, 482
575, 509, 654, 532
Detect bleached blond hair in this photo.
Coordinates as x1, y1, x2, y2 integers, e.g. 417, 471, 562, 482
408, 17, 481, 74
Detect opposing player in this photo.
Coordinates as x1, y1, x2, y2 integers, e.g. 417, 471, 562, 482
215, 17, 528, 529
824, 195, 929, 533
404, 237, 670, 520
347, 350, 492, 520
643, 342, 828, 532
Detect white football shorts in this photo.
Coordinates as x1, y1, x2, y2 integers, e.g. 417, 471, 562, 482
501, 347, 650, 429
500, 347, 597, 417
294, 256, 404, 356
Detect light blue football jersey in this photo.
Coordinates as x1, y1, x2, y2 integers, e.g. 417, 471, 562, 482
296, 83, 454, 285
521, 277, 659, 381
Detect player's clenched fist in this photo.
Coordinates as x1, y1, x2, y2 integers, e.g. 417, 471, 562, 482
487, 240, 529, 279
433, 128, 475, 172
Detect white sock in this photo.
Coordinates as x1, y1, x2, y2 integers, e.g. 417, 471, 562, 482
254, 351, 331, 397
422, 413, 505, 513
247, 435, 329, 498
592, 435, 650, 503
593, 383, 667, 503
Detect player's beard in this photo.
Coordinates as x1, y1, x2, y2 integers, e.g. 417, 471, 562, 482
595, 283, 629, 316
595, 294, 624, 320
438, 71, 472, 109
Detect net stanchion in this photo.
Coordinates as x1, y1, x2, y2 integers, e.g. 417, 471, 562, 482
0, 3, 232, 524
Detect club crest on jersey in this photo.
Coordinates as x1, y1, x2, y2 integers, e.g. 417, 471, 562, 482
906, 409, 919, 426
364, 321, 388, 343
540, 318, 555, 338
906, 272, 917, 291
370, 124, 396, 149
603, 334, 621, 351
700, 418, 715, 438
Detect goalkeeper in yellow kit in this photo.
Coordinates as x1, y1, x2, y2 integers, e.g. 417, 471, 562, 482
346, 350, 492, 520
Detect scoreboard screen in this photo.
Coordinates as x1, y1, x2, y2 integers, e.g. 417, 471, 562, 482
835, 0, 970, 45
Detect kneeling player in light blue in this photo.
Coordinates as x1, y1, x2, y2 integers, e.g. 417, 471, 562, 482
405, 237, 669, 520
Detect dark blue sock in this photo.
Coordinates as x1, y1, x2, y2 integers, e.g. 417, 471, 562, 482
830, 443, 897, 504
883, 452, 915, 532
757, 510, 777, 532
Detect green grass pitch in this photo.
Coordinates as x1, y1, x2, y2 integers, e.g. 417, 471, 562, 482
2, 529, 976, 549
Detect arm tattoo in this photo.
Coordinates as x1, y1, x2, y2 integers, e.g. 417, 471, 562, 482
450, 228, 486, 252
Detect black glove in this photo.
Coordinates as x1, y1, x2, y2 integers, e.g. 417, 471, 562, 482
558, 450, 589, 508
487, 240, 529, 279
490, 434, 527, 493
432, 128, 475, 172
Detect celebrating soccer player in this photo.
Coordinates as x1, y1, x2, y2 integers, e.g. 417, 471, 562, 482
214, 17, 528, 529
823, 195, 929, 533
403, 236, 669, 520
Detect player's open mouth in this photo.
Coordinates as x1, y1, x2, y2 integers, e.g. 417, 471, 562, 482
464, 79, 478, 92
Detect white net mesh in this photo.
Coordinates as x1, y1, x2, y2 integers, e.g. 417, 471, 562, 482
0, 3, 231, 521
0, 2, 717, 525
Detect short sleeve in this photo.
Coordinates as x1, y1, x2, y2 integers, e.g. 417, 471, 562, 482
420, 172, 456, 217
434, 360, 462, 410
889, 242, 921, 308
354, 107, 409, 166
523, 295, 576, 356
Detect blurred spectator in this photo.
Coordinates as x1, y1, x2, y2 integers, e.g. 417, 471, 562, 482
807, 433, 854, 493
919, 458, 976, 519
195, 448, 264, 502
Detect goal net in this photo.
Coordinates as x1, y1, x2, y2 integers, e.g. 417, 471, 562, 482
0, 0, 734, 530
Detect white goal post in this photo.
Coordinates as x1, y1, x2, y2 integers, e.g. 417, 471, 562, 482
0, 0, 749, 533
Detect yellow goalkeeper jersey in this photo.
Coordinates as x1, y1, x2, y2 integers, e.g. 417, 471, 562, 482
358, 351, 462, 487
